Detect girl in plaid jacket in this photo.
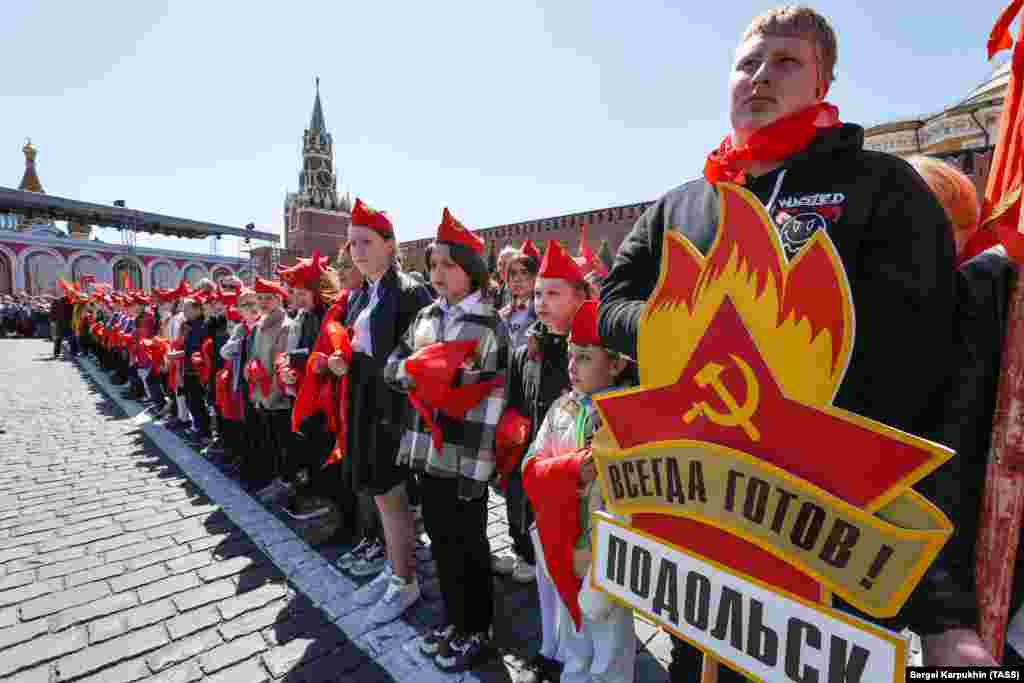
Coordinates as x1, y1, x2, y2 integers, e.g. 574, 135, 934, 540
384, 209, 508, 673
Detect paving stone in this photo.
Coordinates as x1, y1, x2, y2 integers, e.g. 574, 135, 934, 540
0, 617, 50, 651
171, 578, 237, 613
197, 554, 261, 583
165, 550, 215, 576
137, 572, 201, 605
5, 547, 85, 573
6, 665, 52, 683
217, 599, 290, 641
74, 656, 152, 683
0, 579, 62, 609
124, 544, 190, 572
261, 627, 341, 678
108, 564, 169, 593
36, 525, 122, 553
88, 599, 176, 644
0, 570, 37, 591
87, 531, 150, 555
0, 627, 88, 678
65, 561, 126, 588
38, 555, 104, 581
218, 581, 288, 621
19, 580, 111, 620
121, 511, 182, 533
48, 590, 140, 632
10, 518, 63, 537
0, 545, 35, 565
201, 658, 269, 683
147, 626, 223, 672
0, 605, 17, 627
104, 537, 175, 564
143, 661, 203, 683
165, 604, 222, 641
53, 624, 170, 681
199, 631, 267, 674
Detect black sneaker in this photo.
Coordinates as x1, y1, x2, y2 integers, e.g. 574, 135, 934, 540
514, 654, 562, 683
435, 631, 494, 672
418, 623, 456, 657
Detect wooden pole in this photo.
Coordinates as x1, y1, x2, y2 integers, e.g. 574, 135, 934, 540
977, 268, 1024, 660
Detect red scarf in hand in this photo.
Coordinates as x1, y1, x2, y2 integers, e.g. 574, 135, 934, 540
244, 359, 271, 402
704, 102, 841, 185
215, 366, 243, 421
523, 448, 590, 631
404, 340, 504, 452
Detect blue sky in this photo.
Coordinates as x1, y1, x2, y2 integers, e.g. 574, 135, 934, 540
1, 1, 1012, 257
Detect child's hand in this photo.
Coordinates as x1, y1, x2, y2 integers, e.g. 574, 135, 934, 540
327, 352, 348, 377
579, 453, 596, 485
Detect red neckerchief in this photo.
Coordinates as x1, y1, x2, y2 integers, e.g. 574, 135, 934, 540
704, 103, 841, 185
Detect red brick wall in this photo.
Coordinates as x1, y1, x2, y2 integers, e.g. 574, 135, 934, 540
285, 209, 350, 260
400, 201, 653, 273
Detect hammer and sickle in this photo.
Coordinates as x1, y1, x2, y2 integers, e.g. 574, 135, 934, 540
682, 354, 761, 442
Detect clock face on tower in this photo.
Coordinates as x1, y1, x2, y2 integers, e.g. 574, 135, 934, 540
316, 170, 332, 188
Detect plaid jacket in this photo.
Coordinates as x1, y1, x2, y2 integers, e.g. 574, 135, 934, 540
384, 292, 509, 500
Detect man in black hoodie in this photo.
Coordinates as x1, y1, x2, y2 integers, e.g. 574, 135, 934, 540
599, 6, 988, 678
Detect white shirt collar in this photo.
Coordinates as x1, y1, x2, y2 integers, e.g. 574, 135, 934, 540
440, 290, 482, 317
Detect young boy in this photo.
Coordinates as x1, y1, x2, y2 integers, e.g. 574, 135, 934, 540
503, 240, 589, 683
522, 300, 636, 683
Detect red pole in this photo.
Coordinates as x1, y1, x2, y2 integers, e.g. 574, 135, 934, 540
976, 270, 1024, 660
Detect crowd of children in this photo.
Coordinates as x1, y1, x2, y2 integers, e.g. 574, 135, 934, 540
56, 197, 625, 680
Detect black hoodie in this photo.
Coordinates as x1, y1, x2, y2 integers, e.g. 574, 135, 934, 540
599, 124, 972, 635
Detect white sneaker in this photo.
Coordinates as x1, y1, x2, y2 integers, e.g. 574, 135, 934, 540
351, 563, 392, 607
349, 539, 388, 577
367, 574, 421, 625
512, 557, 536, 584
491, 554, 516, 576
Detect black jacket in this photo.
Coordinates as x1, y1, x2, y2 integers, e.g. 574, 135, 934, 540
341, 267, 433, 494
598, 124, 966, 634
506, 320, 571, 447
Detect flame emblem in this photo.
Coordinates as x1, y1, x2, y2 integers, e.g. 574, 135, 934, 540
641, 182, 854, 408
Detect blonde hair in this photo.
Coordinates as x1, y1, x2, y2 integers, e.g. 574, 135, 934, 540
908, 155, 980, 250
742, 6, 838, 88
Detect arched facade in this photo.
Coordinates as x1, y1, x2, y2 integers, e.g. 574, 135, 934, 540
111, 255, 144, 290
148, 259, 179, 290
182, 263, 209, 286
20, 247, 66, 294
70, 253, 105, 284
0, 247, 13, 295
210, 265, 234, 285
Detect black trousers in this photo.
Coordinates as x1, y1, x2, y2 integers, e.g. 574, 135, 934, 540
669, 636, 750, 683
420, 475, 493, 635
504, 469, 536, 564
183, 372, 210, 435
245, 408, 291, 489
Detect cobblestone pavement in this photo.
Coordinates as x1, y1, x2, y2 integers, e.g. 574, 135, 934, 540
0, 338, 671, 682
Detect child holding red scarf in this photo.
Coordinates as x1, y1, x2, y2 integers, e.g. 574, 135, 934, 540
385, 208, 508, 670
522, 301, 635, 683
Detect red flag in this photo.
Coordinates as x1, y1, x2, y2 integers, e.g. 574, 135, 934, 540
577, 225, 609, 278
122, 272, 131, 290
964, 1, 1024, 262
974, 2, 1024, 661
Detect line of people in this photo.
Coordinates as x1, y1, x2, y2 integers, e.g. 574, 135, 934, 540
58, 198, 624, 679
42, 4, 1024, 679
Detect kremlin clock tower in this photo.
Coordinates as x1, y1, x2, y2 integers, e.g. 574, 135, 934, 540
282, 79, 351, 259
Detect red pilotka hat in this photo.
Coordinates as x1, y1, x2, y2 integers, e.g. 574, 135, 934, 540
520, 239, 541, 264
538, 240, 584, 282
436, 208, 484, 255
351, 198, 394, 237
567, 300, 601, 348
254, 278, 289, 300
277, 249, 326, 290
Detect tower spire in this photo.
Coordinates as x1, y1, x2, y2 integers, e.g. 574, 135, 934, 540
309, 77, 326, 134
18, 138, 44, 194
